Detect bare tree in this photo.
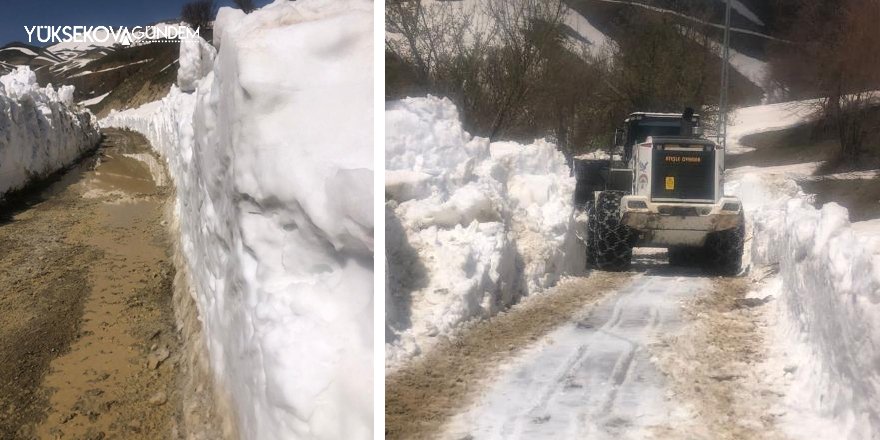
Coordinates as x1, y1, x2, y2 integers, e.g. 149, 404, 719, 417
386, 0, 482, 87
479, 0, 568, 139
385, 0, 733, 152
181, 0, 215, 31
233, 0, 257, 14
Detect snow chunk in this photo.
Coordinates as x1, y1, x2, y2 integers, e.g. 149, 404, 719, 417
0, 66, 37, 100
385, 96, 585, 368
177, 35, 216, 93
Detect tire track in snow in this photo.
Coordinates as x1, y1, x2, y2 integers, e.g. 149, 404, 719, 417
385, 272, 631, 440
446, 262, 709, 439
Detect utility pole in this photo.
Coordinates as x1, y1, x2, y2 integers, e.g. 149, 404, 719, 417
718, 0, 732, 151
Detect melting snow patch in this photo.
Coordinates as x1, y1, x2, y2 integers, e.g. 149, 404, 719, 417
79, 91, 110, 107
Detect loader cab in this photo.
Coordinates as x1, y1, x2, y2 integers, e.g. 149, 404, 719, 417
617, 112, 701, 162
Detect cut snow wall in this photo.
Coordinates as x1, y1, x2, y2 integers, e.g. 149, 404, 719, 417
0, 66, 100, 198
103, 1, 374, 439
733, 171, 880, 439
385, 96, 585, 368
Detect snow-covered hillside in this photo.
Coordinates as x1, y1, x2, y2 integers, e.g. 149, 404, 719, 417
681, 27, 771, 98
102, 1, 373, 439
725, 102, 880, 439
386, 0, 611, 60
385, 96, 585, 369
562, 7, 611, 57
713, 0, 765, 27
46, 28, 123, 58
726, 100, 820, 154
0, 66, 100, 198
0, 26, 183, 116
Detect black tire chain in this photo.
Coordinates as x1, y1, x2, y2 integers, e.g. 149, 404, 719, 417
704, 212, 745, 275
586, 192, 633, 271
584, 201, 598, 266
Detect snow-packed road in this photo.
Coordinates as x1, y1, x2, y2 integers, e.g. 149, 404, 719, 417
446, 255, 706, 439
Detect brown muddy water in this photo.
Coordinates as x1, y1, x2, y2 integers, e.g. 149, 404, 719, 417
0, 129, 187, 439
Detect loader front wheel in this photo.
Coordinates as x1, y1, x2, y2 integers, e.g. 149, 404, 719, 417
586, 192, 633, 271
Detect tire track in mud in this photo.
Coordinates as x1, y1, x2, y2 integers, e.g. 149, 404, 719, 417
0, 129, 186, 439
385, 271, 630, 440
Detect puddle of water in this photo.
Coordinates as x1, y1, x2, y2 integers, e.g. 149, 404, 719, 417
82, 151, 160, 196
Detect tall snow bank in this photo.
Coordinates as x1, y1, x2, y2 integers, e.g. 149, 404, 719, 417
730, 167, 880, 439
103, 1, 373, 439
0, 66, 99, 198
177, 36, 216, 93
385, 96, 584, 368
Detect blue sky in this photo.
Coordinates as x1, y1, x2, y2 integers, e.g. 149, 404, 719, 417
0, 0, 273, 47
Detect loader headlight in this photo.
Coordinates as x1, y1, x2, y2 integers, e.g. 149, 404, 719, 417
721, 202, 740, 212
627, 200, 648, 210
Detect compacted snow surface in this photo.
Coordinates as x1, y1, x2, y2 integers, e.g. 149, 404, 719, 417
103, 1, 373, 439
447, 272, 704, 439
386, 0, 611, 61
0, 66, 100, 197
385, 96, 585, 369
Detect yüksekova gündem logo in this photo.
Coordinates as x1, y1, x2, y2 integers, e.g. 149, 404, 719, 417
24, 25, 200, 46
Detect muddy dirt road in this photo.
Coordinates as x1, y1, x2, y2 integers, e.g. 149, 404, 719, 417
0, 129, 183, 439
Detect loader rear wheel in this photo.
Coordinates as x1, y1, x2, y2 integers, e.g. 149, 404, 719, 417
586, 192, 633, 271
704, 213, 745, 276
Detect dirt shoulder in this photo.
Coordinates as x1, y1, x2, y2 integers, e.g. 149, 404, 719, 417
385, 272, 630, 440
651, 275, 787, 440
0, 129, 184, 439
0, 180, 102, 438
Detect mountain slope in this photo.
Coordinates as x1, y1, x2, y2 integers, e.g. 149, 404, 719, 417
0, 33, 181, 116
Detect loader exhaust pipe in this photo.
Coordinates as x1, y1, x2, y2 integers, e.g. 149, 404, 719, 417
681, 107, 694, 137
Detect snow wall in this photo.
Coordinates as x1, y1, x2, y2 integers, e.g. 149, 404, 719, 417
385, 96, 585, 368
102, 1, 373, 439
731, 167, 880, 439
0, 66, 100, 198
